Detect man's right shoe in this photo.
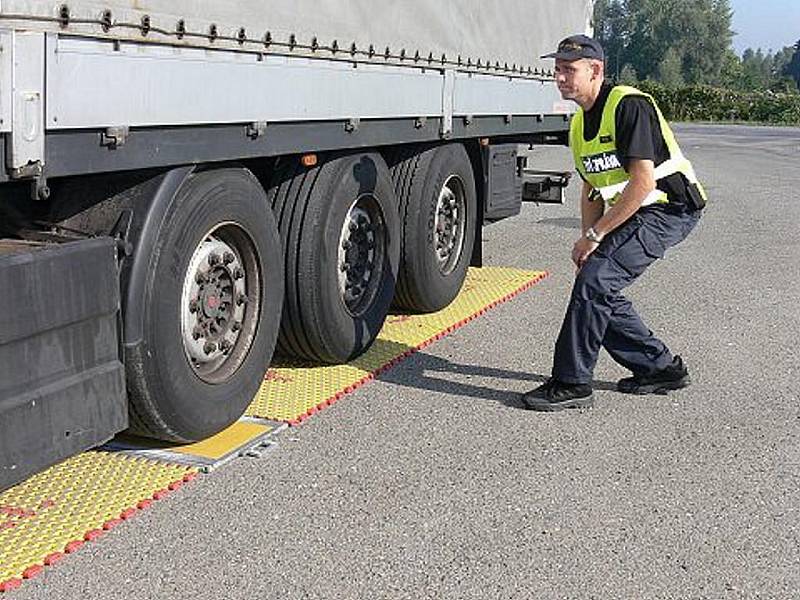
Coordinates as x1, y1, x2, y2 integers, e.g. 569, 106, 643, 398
521, 379, 594, 411
617, 355, 691, 395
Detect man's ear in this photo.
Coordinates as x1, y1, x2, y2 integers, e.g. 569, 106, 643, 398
591, 60, 604, 81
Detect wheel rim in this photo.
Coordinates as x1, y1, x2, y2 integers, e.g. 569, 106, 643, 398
180, 223, 261, 384
337, 194, 387, 316
435, 175, 467, 275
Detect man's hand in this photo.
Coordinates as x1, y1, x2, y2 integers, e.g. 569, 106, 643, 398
572, 158, 656, 271
572, 236, 599, 269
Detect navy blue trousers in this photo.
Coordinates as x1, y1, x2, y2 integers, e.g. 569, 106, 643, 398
552, 207, 700, 385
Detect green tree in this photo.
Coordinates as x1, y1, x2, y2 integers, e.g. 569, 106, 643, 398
619, 64, 639, 84
657, 47, 685, 86
593, 0, 630, 81
682, 0, 735, 84
593, 0, 734, 85
785, 40, 800, 89
717, 49, 745, 89
741, 48, 766, 89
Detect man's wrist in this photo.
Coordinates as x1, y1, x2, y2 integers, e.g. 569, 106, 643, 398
584, 226, 604, 243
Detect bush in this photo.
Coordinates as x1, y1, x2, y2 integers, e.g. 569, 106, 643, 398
634, 81, 800, 124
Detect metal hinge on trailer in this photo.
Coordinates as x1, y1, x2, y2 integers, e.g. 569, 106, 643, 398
5, 31, 49, 199
10, 160, 51, 200
100, 126, 130, 148
519, 168, 572, 204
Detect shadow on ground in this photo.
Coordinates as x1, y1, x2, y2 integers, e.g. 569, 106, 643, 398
376, 350, 619, 409
536, 217, 581, 229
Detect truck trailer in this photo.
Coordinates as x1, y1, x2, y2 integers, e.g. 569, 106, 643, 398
0, 0, 593, 490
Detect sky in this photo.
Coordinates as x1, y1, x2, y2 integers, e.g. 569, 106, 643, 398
729, 0, 800, 54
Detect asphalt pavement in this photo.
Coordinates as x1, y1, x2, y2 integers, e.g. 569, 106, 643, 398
14, 124, 800, 600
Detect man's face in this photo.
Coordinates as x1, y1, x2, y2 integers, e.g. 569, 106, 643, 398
554, 58, 599, 101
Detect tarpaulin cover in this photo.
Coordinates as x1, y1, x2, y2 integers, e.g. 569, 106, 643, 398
0, 0, 593, 71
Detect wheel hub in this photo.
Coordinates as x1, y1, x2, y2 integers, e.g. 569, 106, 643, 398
337, 198, 383, 314
181, 239, 248, 371
434, 175, 467, 275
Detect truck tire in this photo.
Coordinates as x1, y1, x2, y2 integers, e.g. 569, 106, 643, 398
125, 168, 283, 442
388, 143, 477, 312
268, 153, 400, 363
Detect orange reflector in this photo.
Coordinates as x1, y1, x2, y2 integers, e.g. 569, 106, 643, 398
301, 154, 318, 167
479, 138, 490, 147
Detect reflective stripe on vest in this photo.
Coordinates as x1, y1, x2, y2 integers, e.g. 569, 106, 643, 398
570, 85, 706, 207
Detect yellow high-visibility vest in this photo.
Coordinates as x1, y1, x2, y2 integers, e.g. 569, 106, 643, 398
570, 85, 706, 207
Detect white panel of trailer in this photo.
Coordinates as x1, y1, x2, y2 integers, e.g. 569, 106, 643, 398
0, 0, 594, 72
45, 36, 445, 128
452, 72, 566, 118
0, 30, 11, 132
44, 35, 569, 130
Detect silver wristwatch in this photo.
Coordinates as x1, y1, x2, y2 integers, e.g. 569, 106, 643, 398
584, 226, 604, 243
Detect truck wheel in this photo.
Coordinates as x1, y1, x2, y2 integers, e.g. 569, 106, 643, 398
126, 168, 283, 442
389, 144, 477, 312
269, 153, 400, 363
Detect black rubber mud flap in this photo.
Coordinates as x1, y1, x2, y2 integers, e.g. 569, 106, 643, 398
268, 152, 400, 364
0, 238, 127, 491
124, 168, 283, 442
388, 143, 477, 312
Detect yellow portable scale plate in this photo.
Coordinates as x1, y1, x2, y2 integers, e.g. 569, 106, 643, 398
0, 453, 196, 591
104, 418, 284, 471
0, 266, 546, 592
248, 267, 547, 424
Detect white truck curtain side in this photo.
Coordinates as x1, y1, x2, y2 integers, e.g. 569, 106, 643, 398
0, 0, 594, 71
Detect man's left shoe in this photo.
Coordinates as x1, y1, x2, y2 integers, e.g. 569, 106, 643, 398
521, 379, 594, 412
617, 355, 690, 395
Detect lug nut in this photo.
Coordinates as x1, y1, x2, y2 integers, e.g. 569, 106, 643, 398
203, 341, 217, 355
192, 326, 204, 340
208, 253, 221, 266
189, 299, 200, 313
342, 240, 352, 250
349, 222, 358, 232
232, 321, 242, 332
341, 262, 350, 272
236, 294, 249, 306
233, 267, 244, 280
223, 251, 235, 265
195, 272, 207, 284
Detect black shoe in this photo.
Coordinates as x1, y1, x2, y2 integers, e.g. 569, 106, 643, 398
521, 379, 593, 411
617, 355, 691, 395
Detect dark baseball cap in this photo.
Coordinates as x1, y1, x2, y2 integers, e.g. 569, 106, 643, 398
542, 34, 605, 61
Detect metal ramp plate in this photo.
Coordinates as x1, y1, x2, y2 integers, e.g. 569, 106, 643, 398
102, 418, 286, 472
0, 265, 546, 592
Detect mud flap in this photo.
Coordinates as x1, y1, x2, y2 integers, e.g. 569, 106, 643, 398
0, 238, 127, 491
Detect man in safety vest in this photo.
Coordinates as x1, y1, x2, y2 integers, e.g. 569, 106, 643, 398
523, 35, 706, 411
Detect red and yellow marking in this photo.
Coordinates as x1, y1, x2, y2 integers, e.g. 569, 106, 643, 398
0, 266, 546, 591
0, 452, 195, 590
247, 267, 547, 423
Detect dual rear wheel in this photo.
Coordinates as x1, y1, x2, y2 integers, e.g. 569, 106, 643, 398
126, 143, 477, 440
389, 143, 477, 313
268, 143, 478, 363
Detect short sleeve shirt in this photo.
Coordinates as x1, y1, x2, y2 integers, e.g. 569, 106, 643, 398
580, 82, 690, 207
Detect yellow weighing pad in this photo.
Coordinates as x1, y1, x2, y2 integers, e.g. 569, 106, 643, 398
102, 418, 282, 471
248, 267, 547, 423
0, 266, 546, 592
0, 453, 196, 591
